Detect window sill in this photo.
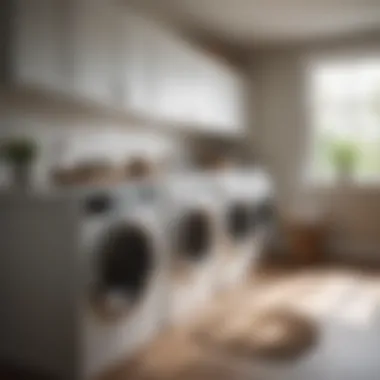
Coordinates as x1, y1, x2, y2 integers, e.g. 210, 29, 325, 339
302, 177, 380, 193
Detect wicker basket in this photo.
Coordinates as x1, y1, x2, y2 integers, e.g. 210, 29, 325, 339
51, 161, 120, 187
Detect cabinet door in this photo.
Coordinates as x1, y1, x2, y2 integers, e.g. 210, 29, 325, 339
151, 29, 174, 121
9, 0, 69, 93
193, 56, 210, 126
121, 11, 156, 115
201, 61, 244, 134
181, 47, 201, 124
199, 58, 222, 129
71, 0, 122, 106
218, 69, 244, 134
228, 74, 244, 133
120, 11, 145, 113
153, 31, 188, 123
215, 65, 234, 131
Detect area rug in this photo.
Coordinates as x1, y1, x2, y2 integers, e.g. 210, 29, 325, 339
191, 307, 319, 361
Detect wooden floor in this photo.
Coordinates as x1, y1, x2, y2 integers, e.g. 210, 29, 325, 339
102, 266, 380, 380
3, 267, 380, 380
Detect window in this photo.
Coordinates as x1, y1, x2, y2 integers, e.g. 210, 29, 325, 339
309, 57, 380, 183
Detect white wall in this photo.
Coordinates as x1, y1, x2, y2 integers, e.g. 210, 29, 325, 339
251, 48, 308, 206
250, 34, 380, 262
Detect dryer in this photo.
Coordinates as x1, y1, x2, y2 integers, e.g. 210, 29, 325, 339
164, 172, 224, 324
0, 180, 170, 380
248, 168, 277, 255
216, 169, 258, 291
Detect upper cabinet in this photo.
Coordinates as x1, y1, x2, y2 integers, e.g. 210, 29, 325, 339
150, 26, 245, 135
1, 0, 70, 94
1, 0, 245, 136
187, 53, 244, 134
152, 28, 191, 124
70, 0, 124, 106
213, 64, 244, 134
120, 12, 153, 115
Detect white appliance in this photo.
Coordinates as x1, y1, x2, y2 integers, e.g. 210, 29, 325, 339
163, 172, 224, 324
216, 168, 275, 290
249, 168, 276, 255
0, 181, 170, 380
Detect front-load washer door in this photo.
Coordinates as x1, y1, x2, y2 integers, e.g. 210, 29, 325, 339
91, 223, 155, 319
175, 208, 214, 263
226, 202, 252, 243
255, 200, 276, 231
170, 207, 218, 322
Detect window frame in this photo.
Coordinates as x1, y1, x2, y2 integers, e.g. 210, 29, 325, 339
303, 51, 380, 188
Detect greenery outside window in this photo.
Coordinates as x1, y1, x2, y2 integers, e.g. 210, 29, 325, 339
309, 58, 380, 184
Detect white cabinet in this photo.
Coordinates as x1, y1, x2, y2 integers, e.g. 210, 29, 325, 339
70, 0, 123, 106
120, 13, 148, 112
120, 11, 153, 114
151, 29, 175, 121
228, 74, 245, 133
1, 1, 244, 136
152, 29, 191, 124
1, 0, 70, 94
197, 57, 224, 129
70, 4, 158, 115
148, 23, 245, 135
194, 57, 244, 134
182, 47, 204, 123
150, 29, 245, 135
213, 64, 239, 131
193, 56, 213, 127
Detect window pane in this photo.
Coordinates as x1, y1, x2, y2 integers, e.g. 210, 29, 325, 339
311, 58, 380, 182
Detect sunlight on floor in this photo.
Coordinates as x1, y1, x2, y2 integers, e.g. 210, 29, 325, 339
245, 271, 380, 329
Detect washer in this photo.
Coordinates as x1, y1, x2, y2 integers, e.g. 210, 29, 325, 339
164, 172, 223, 324
215, 169, 258, 290
248, 168, 277, 256
0, 180, 170, 380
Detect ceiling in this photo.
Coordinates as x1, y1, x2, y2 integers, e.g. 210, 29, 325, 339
132, 0, 380, 47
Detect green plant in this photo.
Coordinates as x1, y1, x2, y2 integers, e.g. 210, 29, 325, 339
1, 137, 38, 166
328, 139, 359, 175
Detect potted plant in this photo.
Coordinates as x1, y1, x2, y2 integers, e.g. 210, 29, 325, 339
1, 137, 38, 190
328, 139, 359, 182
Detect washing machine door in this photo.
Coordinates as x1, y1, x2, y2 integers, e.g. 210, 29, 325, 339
226, 201, 252, 243
174, 207, 216, 263
90, 218, 158, 319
